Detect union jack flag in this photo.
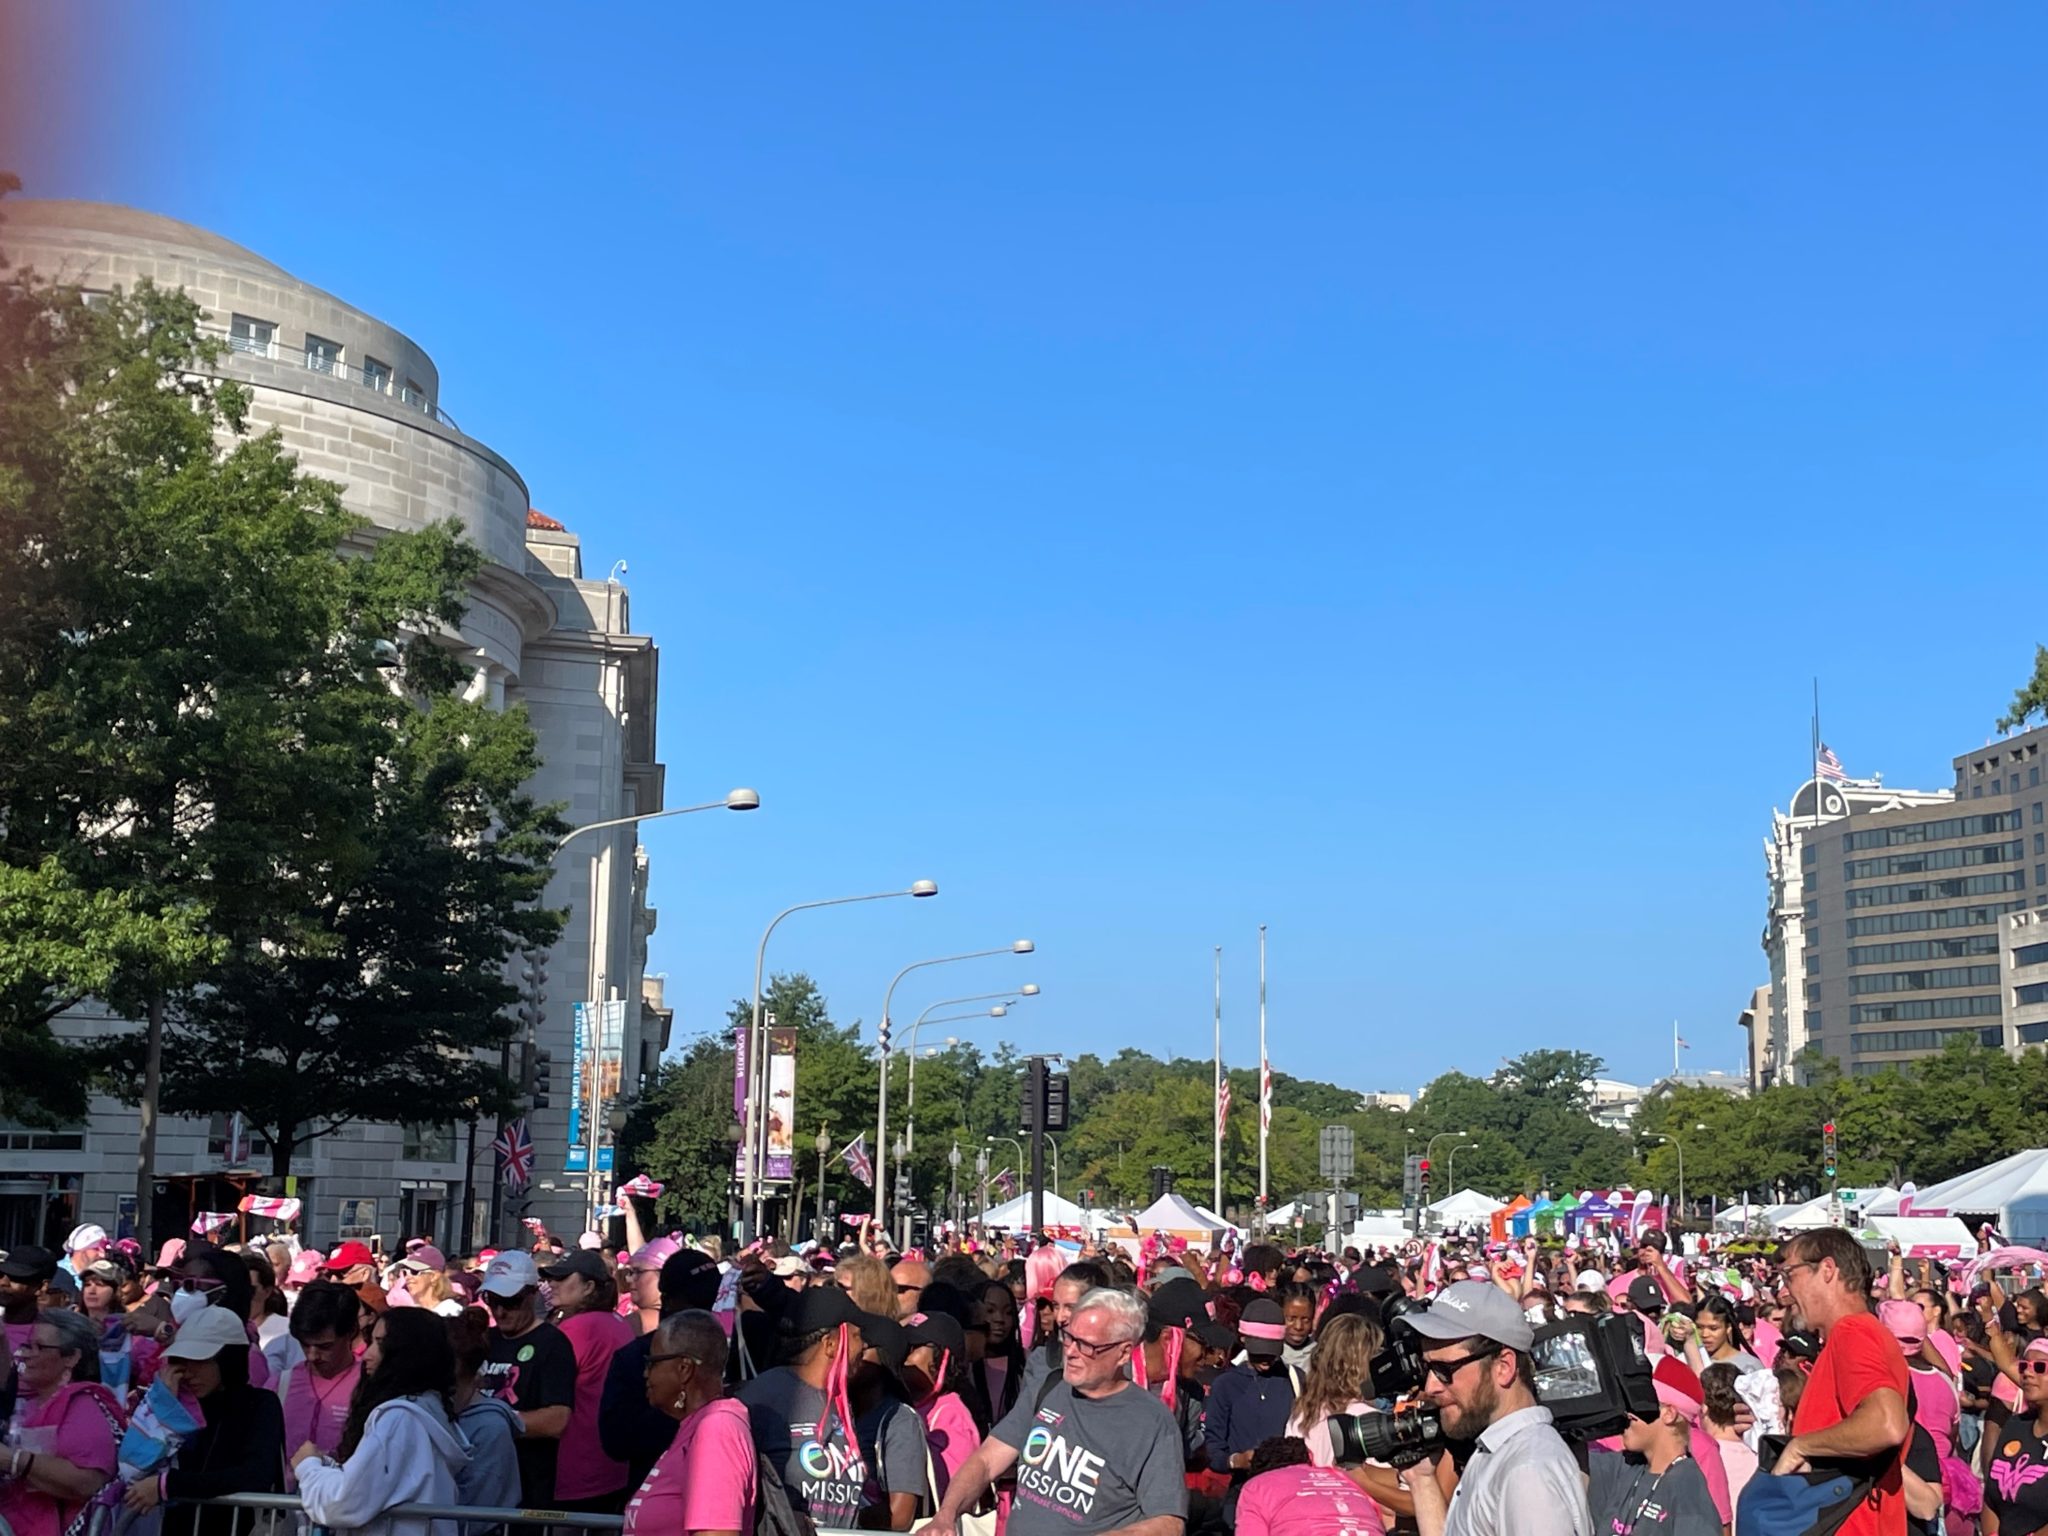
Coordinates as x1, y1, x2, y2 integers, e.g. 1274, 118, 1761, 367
1817, 744, 1848, 783
842, 1133, 874, 1188
493, 1118, 535, 1191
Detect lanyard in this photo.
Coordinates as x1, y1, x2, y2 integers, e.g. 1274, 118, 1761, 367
1612, 1454, 1689, 1535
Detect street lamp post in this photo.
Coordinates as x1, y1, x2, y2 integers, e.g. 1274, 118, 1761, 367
876, 941, 1034, 1232
814, 1125, 831, 1244
742, 880, 939, 1239
554, 788, 758, 1230
1642, 1124, 1707, 1224
1045, 1134, 1061, 1198
948, 1142, 963, 1230
974, 1146, 990, 1224
1424, 1132, 1469, 1232
904, 986, 1040, 1151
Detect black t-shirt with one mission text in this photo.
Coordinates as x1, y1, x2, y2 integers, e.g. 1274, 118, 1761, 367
479, 1320, 578, 1505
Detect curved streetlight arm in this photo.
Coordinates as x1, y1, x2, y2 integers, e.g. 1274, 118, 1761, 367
743, 885, 931, 1238
553, 792, 758, 856
877, 943, 1032, 1231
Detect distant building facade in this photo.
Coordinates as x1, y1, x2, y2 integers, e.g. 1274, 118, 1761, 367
0, 202, 669, 1252
1751, 723, 2048, 1085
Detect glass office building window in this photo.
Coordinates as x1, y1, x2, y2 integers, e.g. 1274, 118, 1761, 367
1848, 935, 2001, 966
1844, 811, 2021, 850
1850, 965, 2001, 996
1849, 994, 2002, 1024
1846, 872, 2026, 910
305, 333, 342, 373
2015, 942, 2048, 969
1845, 841, 2024, 881
2018, 982, 2048, 1007
1852, 1026, 2005, 1054
229, 313, 276, 357
1846, 902, 2027, 938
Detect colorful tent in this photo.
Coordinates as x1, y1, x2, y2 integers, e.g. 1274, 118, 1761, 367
1569, 1195, 1619, 1229
1491, 1194, 1533, 1243
1510, 1197, 1556, 1237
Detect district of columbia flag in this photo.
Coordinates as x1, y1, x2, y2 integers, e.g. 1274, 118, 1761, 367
1817, 744, 1848, 783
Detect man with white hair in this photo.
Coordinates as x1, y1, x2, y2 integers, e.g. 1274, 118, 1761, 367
924, 1287, 1185, 1536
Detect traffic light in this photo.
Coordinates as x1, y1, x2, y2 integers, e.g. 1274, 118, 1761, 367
1822, 1120, 1838, 1181
1150, 1165, 1175, 1202
1418, 1158, 1432, 1202
1402, 1154, 1422, 1205
532, 1048, 554, 1110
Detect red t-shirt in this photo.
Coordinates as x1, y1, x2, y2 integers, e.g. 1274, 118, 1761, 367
1792, 1310, 1911, 1536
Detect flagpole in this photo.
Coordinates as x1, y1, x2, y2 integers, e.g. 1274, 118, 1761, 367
1213, 945, 1223, 1218
1258, 924, 1269, 1228
1673, 1020, 1680, 1078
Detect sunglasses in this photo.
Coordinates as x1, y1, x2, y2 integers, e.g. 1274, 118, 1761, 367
2022, 1359, 2048, 1377
1422, 1345, 1503, 1384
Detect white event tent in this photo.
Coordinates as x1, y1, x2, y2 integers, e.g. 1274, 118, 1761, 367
1867, 1151, 2048, 1245
1428, 1189, 1506, 1225
974, 1191, 1093, 1229
1133, 1192, 1231, 1240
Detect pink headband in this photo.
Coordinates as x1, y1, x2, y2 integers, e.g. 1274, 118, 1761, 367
1239, 1320, 1287, 1341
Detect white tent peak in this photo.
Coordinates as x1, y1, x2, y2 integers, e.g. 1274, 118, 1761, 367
1134, 1192, 1227, 1234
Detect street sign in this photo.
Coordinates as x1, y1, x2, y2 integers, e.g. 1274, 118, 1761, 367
1319, 1125, 1354, 1181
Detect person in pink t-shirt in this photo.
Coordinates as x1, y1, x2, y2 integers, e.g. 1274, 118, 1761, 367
902, 1311, 986, 1497
624, 1310, 756, 1536
281, 1281, 364, 1485
545, 1250, 636, 1513
1235, 1438, 1385, 1536
0, 1309, 125, 1536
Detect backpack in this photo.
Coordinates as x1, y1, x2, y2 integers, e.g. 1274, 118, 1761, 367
753, 1449, 819, 1536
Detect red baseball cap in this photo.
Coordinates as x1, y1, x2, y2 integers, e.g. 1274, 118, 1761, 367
325, 1241, 375, 1271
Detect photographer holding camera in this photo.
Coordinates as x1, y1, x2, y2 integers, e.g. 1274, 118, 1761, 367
1393, 1281, 1593, 1536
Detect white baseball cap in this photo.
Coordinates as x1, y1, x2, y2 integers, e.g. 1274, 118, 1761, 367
66, 1224, 108, 1254
480, 1250, 541, 1298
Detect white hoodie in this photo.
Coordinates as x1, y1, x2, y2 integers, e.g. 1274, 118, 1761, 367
296, 1394, 472, 1536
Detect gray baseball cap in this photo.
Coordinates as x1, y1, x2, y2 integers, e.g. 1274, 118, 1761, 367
1401, 1280, 1534, 1354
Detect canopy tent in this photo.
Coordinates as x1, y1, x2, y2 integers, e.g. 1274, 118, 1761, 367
975, 1190, 1093, 1229
1768, 1188, 1898, 1232
1568, 1196, 1620, 1230
1346, 1214, 1414, 1250
1860, 1215, 1979, 1260
1428, 1188, 1505, 1223
1510, 1198, 1556, 1237
1535, 1192, 1579, 1232
1712, 1202, 1770, 1231
1191, 1202, 1243, 1238
1491, 1195, 1533, 1243
1881, 1151, 2048, 1246
1133, 1191, 1230, 1240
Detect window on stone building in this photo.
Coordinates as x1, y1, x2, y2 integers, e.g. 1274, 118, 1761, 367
229, 314, 276, 357
305, 334, 342, 374
361, 356, 391, 394
401, 1122, 456, 1162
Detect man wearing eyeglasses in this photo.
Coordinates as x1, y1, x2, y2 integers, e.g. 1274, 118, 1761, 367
1770, 1229, 1909, 1536
924, 1288, 1186, 1536
1395, 1280, 1592, 1536
477, 1250, 579, 1507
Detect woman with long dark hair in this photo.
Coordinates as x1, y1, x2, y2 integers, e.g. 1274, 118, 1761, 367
971, 1279, 1024, 1422
292, 1308, 469, 1536
1677, 1292, 1763, 1375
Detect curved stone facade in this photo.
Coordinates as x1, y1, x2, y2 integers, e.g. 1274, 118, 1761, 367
2, 200, 536, 675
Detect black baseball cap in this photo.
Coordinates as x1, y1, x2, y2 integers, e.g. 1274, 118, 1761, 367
1627, 1275, 1666, 1312
0, 1246, 58, 1283
786, 1281, 865, 1336
1148, 1277, 1208, 1333
539, 1250, 610, 1283
902, 1310, 967, 1360
659, 1249, 720, 1311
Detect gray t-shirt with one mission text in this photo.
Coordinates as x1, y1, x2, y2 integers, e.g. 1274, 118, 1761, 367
738, 1368, 929, 1528
993, 1380, 1187, 1536
1587, 1448, 1721, 1535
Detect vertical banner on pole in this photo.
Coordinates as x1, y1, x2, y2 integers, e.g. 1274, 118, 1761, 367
732, 1023, 751, 1179
567, 1002, 593, 1172
765, 1028, 797, 1181
598, 1000, 626, 1106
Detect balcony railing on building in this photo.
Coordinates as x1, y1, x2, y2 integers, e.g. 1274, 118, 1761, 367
212, 324, 462, 432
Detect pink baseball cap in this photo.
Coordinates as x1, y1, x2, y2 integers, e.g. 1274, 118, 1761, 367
285, 1250, 325, 1285
629, 1236, 682, 1270
1878, 1298, 1926, 1351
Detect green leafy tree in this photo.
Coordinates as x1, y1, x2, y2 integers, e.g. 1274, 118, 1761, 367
1, 199, 563, 1199
1998, 644, 2048, 732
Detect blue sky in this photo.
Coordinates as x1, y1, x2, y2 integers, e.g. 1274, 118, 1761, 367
20, 4, 2047, 1091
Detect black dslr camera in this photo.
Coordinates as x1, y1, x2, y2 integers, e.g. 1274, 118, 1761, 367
1328, 1300, 1658, 1466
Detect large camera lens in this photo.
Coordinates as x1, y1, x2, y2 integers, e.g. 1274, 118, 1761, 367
1326, 1409, 1447, 1468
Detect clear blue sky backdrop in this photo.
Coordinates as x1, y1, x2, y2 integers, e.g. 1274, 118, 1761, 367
25, 4, 2047, 1091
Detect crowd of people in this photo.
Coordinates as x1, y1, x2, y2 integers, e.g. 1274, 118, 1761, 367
3, 1210, 2046, 1536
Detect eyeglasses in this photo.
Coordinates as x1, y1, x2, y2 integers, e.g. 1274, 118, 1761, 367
644, 1351, 702, 1372
20, 1340, 68, 1355
1422, 1345, 1503, 1384
481, 1290, 530, 1308
896, 1283, 922, 1294
1061, 1333, 1124, 1358
177, 1277, 224, 1294
1782, 1261, 1820, 1281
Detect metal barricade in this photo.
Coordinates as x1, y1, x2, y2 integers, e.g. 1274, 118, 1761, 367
161, 1492, 624, 1536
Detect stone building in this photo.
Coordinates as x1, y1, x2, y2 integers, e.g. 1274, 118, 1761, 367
0, 201, 669, 1252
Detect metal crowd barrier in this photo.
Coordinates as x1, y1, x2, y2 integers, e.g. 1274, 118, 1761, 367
160, 1492, 624, 1536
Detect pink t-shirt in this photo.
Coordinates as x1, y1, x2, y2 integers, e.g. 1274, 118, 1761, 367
0, 1385, 123, 1536
1716, 1434, 1759, 1508
919, 1392, 981, 1493
555, 1309, 633, 1500
1234, 1464, 1386, 1536
1293, 1401, 1373, 1469
1908, 1363, 1960, 1462
623, 1398, 756, 1536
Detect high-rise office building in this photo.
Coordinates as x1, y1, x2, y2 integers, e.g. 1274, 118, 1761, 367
1752, 721, 2048, 1084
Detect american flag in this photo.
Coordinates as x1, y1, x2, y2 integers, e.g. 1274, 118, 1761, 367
1817, 744, 1848, 783
842, 1133, 874, 1188
493, 1118, 535, 1191
1216, 1074, 1232, 1137
1259, 1056, 1271, 1134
